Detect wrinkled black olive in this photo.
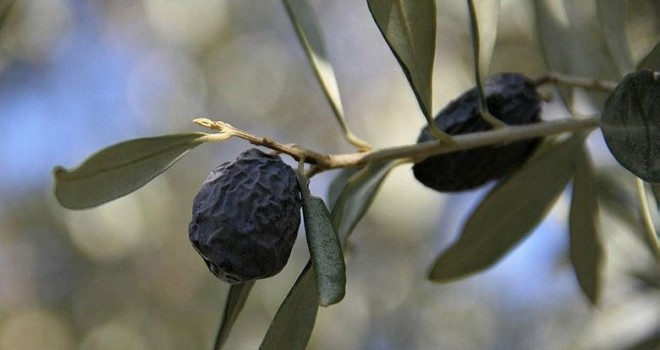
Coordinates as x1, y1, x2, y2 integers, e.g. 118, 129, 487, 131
413, 73, 543, 192
189, 148, 301, 284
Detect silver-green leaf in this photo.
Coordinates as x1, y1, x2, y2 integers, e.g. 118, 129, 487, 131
652, 183, 660, 210
213, 281, 255, 350
428, 134, 585, 282
367, 0, 436, 119
54, 132, 208, 209
533, 0, 622, 108
596, 0, 635, 74
260, 163, 398, 349
282, 0, 369, 150
260, 263, 318, 350
466, 0, 503, 127
298, 174, 346, 307
569, 149, 603, 305
636, 42, 659, 71
331, 161, 401, 242
471, 0, 501, 77
327, 168, 359, 210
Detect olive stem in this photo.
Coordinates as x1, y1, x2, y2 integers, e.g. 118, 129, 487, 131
466, 0, 507, 129
194, 118, 329, 165
195, 116, 600, 172
535, 73, 618, 92
634, 177, 659, 257
332, 116, 600, 167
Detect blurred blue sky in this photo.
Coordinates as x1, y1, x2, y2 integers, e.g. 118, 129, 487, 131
0, 0, 585, 307
0, 1, 142, 200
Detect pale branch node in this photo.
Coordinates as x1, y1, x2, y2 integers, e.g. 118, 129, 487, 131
194, 116, 600, 173
427, 122, 455, 143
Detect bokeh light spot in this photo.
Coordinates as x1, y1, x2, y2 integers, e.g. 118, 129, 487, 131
144, 0, 228, 47
64, 196, 146, 263
80, 322, 149, 350
0, 0, 74, 62
0, 309, 73, 350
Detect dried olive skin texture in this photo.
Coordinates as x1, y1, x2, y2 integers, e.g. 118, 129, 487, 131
413, 73, 543, 192
189, 148, 302, 284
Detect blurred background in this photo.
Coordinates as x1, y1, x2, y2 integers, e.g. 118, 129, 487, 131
0, 0, 658, 349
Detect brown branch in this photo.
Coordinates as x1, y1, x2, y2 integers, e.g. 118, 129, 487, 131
195, 116, 600, 172
535, 72, 618, 92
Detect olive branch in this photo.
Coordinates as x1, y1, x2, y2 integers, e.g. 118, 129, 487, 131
49, 0, 659, 349
193, 112, 601, 172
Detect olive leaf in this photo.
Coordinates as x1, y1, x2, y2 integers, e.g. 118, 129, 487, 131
327, 168, 359, 210
428, 134, 585, 282
470, 0, 500, 77
601, 70, 660, 183
569, 148, 603, 305
532, 0, 575, 107
466, 0, 501, 124
533, 0, 621, 107
53, 132, 209, 209
367, 0, 436, 120
621, 330, 660, 350
260, 163, 397, 349
331, 161, 402, 242
596, 0, 635, 74
213, 281, 255, 350
282, 0, 369, 150
652, 183, 660, 210
260, 263, 318, 350
637, 42, 659, 70
297, 174, 346, 307
596, 171, 640, 231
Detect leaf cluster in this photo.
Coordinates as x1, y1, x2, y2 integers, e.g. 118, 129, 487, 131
52, 1, 659, 349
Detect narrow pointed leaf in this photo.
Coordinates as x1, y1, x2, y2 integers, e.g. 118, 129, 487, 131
569, 149, 603, 305
533, 0, 622, 107
54, 133, 208, 209
367, 0, 436, 119
260, 263, 318, 350
327, 168, 359, 210
213, 281, 255, 350
596, 0, 635, 74
467, 0, 503, 126
331, 161, 401, 242
637, 42, 660, 70
260, 163, 399, 349
622, 331, 660, 350
596, 171, 652, 242
282, 0, 369, 149
298, 174, 346, 307
471, 0, 500, 77
651, 183, 660, 210
429, 134, 585, 282
533, 0, 574, 107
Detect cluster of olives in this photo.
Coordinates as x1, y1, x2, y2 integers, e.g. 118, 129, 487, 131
413, 73, 543, 191
189, 73, 543, 283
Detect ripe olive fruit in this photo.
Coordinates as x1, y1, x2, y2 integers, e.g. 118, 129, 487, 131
189, 148, 302, 284
413, 73, 543, 192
